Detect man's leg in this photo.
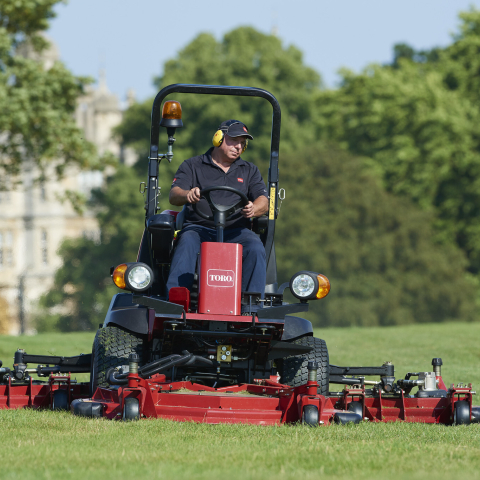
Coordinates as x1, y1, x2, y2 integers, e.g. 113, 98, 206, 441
166, 226, 215, 294
224, 228, 266, 294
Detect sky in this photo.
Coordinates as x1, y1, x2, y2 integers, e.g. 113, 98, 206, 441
48, 0, 480, 104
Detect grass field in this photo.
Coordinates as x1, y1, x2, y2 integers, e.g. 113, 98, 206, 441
1, 323, 480, 480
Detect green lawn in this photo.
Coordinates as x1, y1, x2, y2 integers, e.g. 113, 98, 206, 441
1, 323, 480, 480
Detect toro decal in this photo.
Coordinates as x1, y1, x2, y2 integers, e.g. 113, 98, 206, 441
207, 269, 235, 287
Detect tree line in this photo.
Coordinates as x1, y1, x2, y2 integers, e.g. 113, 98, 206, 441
7, 2, 478, 329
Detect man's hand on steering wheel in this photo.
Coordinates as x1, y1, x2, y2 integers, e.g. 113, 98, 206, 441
241, 201, 256, 219
187, 187, 201, 204
192, 185, 249, 223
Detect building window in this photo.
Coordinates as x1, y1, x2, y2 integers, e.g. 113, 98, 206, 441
41, 229, 48, 265
0, 231, 14, 268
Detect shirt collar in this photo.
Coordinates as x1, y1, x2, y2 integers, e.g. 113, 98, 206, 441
202, 147, 247, 168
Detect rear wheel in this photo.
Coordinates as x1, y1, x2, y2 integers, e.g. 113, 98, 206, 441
90, 326, 145, 394
278, 336, 329, 395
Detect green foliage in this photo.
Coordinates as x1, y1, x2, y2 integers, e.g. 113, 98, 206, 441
0, 0, 99, 188
277, 146, 476, 327
39, 165, 145, 331
314, 8, 480, 276
116, 27, 322, 176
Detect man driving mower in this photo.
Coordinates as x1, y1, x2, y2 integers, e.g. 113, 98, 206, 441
166, 120, 268, 299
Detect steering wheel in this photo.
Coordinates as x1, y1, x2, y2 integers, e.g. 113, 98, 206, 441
192, 186, 249, 224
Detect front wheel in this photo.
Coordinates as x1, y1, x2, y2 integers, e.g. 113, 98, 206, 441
90, 325, 145, 395
123, 397, 140, 421
277, 336, 329, 395
454, 400, 470, 425
302, 404, 319, 427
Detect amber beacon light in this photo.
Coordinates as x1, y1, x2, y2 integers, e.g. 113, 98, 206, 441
160, 100, 183, 128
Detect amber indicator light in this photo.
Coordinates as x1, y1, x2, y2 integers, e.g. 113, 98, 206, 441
315, 274, 330, 299
113, 264, 128, 289
162, 101, 182, 120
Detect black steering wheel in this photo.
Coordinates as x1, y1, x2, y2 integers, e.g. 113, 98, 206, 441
192, 185, 249, 223
192, 186, 249, 242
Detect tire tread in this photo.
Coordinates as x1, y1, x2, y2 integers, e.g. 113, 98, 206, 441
91, 326, 144, 390
278, 336, 329, 395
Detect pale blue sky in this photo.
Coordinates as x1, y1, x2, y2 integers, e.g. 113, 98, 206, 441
48, 0, 480, 103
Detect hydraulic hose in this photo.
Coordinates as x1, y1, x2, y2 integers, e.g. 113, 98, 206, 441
106, 351, 214, 386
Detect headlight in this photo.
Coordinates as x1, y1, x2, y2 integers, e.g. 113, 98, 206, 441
128, 265, 152, 290
289, 271, 330, 301
112, 262, 154, 292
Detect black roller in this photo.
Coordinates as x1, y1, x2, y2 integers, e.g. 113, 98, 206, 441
334, 412, 362, 425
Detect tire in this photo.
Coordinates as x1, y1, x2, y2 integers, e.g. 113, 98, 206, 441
278, 336, 329, 395
123, 397, 140, 421
52, 389, 69, 411
454, 400, 470, 425
90, 326, 145, 394
302, 404, 319, 427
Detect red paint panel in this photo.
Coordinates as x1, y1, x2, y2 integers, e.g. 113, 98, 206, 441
198, 242, 242, 315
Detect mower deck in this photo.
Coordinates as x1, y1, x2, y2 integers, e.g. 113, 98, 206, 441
1, 366, 478, 426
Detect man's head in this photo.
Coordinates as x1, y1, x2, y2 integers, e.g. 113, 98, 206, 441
212, 120, 253, 160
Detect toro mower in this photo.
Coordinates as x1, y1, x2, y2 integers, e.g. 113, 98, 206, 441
1, 84, 479, 426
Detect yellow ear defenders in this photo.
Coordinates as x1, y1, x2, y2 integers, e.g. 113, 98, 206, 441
212, 123, 248, 153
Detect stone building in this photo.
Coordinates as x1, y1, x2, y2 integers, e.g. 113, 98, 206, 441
0, 42, 135, 335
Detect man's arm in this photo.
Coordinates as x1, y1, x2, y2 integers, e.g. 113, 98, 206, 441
241, 195, 268, 219
169, 186, 201, 206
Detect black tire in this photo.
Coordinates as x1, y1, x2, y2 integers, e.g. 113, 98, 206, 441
278, 336, 329, 395
52, 389, 69, 411
454, 400, 470, 425
302, 404, 319, 427
123, 397, 140, 421
90, 325, 145, 394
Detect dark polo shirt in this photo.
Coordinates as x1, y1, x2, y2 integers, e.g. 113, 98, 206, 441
171, 147, 268, 229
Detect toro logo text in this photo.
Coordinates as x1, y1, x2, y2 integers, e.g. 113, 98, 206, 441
207, 269, 235, 287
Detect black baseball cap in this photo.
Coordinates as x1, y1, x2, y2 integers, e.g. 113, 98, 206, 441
219, 120, 254, 140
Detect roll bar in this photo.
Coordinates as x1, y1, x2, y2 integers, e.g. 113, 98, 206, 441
147, 84, 281, 282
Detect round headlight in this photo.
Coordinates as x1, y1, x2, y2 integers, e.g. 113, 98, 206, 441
128, 266, 151, 290
289, 271, 331, 301
291, 274, 315, 297
125, 263, 154, 292
112, 262, 154, 292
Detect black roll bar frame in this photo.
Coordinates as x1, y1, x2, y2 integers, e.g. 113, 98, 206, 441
147, 84, 281, 283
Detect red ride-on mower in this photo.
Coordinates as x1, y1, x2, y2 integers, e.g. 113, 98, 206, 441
1, 84, 480, 426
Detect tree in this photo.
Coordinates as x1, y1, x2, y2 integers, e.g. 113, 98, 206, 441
0, 0, 98, 189
314, 8, 480, 275
276, 145, 477, 327
116, 27, 322, 179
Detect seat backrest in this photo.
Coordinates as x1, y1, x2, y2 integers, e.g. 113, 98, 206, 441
176, 205, 187, 230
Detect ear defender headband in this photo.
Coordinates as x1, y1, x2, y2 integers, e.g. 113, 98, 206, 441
212, 121, 249, 153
